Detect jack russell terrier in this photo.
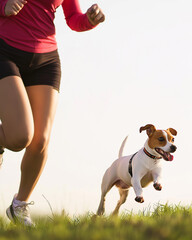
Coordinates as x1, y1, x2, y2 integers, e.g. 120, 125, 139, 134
97, 124, 177, 215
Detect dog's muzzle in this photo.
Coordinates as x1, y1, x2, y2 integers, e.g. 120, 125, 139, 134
155, 145, 177, 162
170, 145, 177, 153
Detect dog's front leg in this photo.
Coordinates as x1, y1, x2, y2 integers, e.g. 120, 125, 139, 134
152, 167, 162, 191
131, 176, 144, 203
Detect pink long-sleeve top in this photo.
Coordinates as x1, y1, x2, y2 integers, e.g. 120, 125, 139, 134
0, 0, 94, 53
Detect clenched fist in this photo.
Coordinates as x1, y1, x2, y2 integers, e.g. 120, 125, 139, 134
5, 0, 27, 16
86, 4, 105, 26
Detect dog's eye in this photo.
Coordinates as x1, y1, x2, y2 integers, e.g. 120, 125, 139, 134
158, 137, 165, 142
172, 138, 175, 142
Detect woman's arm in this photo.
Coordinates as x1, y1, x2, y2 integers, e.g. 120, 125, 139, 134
0, 0, 27, 16
86, 4, 105, 26
62, 0, 104, 32
0, 0, 8, 16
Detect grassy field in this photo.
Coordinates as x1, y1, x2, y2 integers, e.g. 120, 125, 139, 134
0, 203, 192, 240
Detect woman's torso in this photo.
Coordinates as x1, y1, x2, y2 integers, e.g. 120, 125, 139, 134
0, 0, 64, 53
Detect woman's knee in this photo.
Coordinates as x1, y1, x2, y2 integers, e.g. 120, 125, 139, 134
28, 133, 50, 154
0, 76, 35, 150
7, 127, 34, 152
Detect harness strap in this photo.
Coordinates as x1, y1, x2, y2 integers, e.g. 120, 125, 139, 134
128, 152, 138, 177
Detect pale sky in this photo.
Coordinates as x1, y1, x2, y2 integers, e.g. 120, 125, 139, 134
0, 0, 192, 217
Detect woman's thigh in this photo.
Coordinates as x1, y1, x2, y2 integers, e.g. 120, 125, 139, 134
0, 76, 34, 150
25, 85, 59, 153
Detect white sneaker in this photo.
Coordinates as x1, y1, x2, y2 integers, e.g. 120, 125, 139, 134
6, 194, 35, 227
0, 147, 4, 167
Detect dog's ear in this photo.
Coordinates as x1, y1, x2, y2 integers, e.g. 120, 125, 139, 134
140, 124, 156, 137
167, 128, 177, 136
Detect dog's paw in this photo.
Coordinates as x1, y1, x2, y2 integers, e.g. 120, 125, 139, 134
153, 183, 162, 191
135, 196, 144, 203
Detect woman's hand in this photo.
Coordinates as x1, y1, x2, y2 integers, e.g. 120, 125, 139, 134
4, 0, 27, 16
86, 4, 105, 26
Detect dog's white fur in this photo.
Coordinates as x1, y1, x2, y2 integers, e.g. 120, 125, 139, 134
97, 124, 177, 215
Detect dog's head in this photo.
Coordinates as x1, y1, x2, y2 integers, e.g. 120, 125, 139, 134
140, 124, 177, 161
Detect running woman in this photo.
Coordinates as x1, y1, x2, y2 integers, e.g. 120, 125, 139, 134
0, 0, 105, 226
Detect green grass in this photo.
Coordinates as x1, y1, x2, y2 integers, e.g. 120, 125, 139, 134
0, 203, 192, 240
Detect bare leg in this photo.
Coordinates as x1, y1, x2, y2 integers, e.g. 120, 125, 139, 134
0, 76, 34, 151
16, 85, 58, 201
112, 188, 129, 215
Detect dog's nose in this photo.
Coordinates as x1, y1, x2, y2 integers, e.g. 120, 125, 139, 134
170, 145, 177, 153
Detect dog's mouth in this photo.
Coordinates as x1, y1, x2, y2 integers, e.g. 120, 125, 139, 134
155, 148, 174, 161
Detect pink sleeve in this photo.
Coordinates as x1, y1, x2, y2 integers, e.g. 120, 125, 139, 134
0, 0, 8, 16
62, 0, 95, 32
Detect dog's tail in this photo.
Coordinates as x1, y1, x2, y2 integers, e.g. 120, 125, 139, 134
118, 136, 128, 158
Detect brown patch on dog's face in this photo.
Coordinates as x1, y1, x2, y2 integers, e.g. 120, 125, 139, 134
148, 130, 167, 149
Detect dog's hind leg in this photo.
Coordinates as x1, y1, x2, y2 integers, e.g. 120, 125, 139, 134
97, 182, 115, 216
97, 192, 107, 216
112, 188, 129, 215
97, 172, 117, 215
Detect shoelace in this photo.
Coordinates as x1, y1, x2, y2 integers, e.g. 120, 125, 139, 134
14, 201, 35, 218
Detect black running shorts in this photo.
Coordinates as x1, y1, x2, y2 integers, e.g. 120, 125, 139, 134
0, 39, 61, 91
